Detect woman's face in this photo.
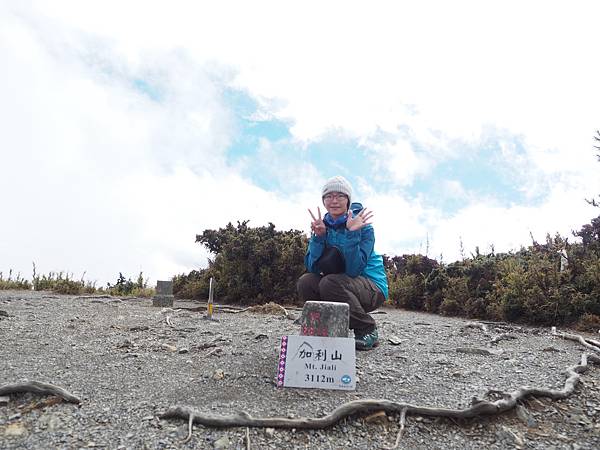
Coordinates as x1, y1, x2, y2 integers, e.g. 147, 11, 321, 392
323, 192, 349, 220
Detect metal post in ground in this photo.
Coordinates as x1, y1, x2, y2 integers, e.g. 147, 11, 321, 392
205, 277, 217, 321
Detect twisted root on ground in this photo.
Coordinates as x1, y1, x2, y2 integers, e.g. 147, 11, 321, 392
0, 381, 81, 404
160, 327, 600, 446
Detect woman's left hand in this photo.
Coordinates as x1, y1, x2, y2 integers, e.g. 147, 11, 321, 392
346, 208, 374, 231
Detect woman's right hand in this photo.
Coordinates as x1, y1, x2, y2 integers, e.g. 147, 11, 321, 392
308, 207, 326, 237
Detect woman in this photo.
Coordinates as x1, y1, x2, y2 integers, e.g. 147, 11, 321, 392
297, 176, 388, 350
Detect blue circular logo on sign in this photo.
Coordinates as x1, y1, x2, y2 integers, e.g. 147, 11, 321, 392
341, 375, 352, 384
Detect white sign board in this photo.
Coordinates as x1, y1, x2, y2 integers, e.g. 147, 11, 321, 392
277, 335, 356, 390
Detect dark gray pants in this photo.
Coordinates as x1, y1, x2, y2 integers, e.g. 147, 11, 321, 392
296, 273, 385, 334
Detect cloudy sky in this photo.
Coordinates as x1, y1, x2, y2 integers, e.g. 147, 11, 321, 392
1, 1, 599, 287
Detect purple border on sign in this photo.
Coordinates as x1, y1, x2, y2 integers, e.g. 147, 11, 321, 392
277, 336, 288, 387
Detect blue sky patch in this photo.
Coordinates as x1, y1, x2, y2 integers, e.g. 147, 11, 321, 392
221, 87, 549, 217
132, 78, 162, 101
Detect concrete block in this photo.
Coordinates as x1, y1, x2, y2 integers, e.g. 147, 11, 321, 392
156, 280, 173, 295
152, 295, 174, 307
300, 301, 349, 337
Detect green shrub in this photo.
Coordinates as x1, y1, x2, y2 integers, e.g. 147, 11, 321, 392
106, 272, 151, 297
423, 267, 447, 312
173, 269, 211, 300
0, 270, 31, 290
440, 277, 468, 316
176, 221, 308, 305
32, 270, 95, 295
385, 254, 438, 310
575, 313, 600, 332
388, 273, 424, 310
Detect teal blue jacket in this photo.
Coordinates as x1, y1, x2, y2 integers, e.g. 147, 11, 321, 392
304, 202, 389, 299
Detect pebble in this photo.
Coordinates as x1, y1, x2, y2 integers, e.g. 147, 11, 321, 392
4, 422, 27, 437
213, 435, 230, 449
515, 405, 537, 428
388, 335, 403, 345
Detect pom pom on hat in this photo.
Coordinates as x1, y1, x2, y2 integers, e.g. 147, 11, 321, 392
322, 176, 352, 204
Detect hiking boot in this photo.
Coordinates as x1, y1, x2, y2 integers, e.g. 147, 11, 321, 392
355, 328, 379, 351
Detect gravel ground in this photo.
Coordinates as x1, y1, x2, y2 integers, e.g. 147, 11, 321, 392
1, 289, 599, 450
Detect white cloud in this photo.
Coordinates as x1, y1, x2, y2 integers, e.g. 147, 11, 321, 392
1, 1, 600, 287
0, 8, 307, 285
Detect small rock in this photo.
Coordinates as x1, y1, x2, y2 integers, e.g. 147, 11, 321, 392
213, 369, 225, 380
161, 343, 177, 352
515, 405, 537, 428
4, 422, 27, 437
456, 347, 503, 356
117, 339, 134, 349
568, 414, 591, 426
254, 334, 268, 340
213, 435, 230, 449
178, 348, 190, 354
495, 426, 523, 446
388, 335, 403, 345
0, 396, 9, 406
39, 414, 62, 431
265, 427, 275, 437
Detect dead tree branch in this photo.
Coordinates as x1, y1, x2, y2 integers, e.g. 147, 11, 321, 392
0, 381, 81, 404
552, 327, 600, 353
491, 333, 518, 344
461, 322, 489, 334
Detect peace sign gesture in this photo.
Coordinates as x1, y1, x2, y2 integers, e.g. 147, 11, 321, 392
346, 208, 373, 232
308, 207, 326, 237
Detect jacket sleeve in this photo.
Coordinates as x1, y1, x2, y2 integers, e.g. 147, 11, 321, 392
342, 225, 374, 277
305, 233, 326, 273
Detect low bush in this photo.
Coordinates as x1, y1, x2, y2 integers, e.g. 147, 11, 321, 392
383, 215, 600, 327
106, 272, 153, 297
175, 221, 308, 305
0, 270, 31, 290
31, 271, 95, 295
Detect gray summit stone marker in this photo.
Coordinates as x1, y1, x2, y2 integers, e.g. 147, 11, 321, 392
300, 301, 349, 337
153, 280, 174, 307
156, 280, 173, 295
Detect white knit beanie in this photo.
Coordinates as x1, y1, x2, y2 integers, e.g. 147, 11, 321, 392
322, 176, 352, 204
